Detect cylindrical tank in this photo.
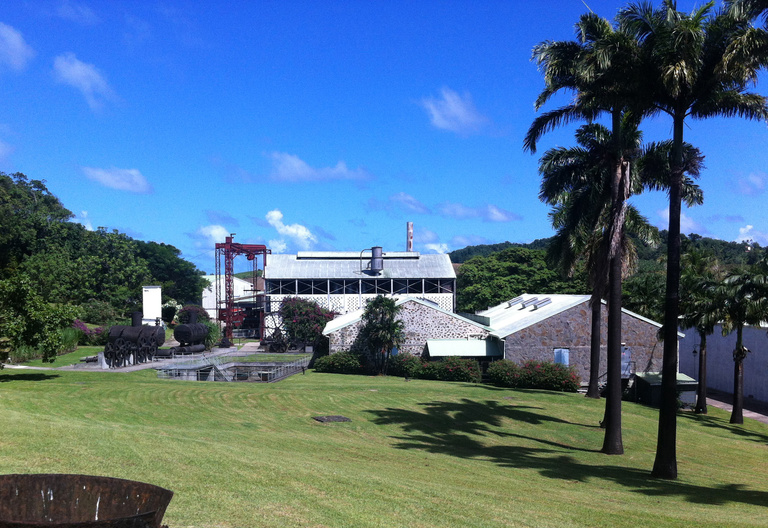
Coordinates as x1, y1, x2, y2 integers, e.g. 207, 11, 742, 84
174, 323, 208, 345
371, 246, 384, 274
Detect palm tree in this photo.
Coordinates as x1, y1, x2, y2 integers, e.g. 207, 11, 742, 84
679, 250, 723, 414
620, 0, 768, 479
359, 295, 404, 375
718, 259, 768, 423
539, 121, 658, 402
526, 11, 649, 456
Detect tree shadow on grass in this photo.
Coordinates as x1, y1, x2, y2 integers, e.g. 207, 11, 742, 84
679, 412, 768, 445
0, 373, 60, 382
365, 398, 768, 508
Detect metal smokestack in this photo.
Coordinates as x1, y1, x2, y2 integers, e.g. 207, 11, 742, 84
406, 222, 414, 252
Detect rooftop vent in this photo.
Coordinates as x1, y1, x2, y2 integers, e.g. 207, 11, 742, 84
532, 297, 552, 310
520, 297, 539, 309
371, 246, 384, 274
507, 296, 524, 308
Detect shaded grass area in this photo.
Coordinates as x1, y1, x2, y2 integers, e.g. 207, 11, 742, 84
1, 370, 767, 527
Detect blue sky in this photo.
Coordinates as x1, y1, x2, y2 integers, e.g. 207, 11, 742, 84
2, 1, 768, 274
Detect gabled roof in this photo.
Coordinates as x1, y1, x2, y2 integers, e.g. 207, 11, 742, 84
266, 252, 455, 280
478, 294, 683, 339
322, 296, 490, 336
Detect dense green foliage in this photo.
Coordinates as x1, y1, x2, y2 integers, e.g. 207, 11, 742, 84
313, 351, 363, 374
356, 296, 404, 374
456, 246, 588, 313
449, 239, 551, 263
0, 276, 78, 364
418, 357, 482, 383
0, 172, 206, 312
0, 171, 207, 362
278, 297, 335, 351
487, 359, 580, 392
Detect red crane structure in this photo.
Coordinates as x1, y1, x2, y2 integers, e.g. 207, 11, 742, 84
214, 235, 270, 344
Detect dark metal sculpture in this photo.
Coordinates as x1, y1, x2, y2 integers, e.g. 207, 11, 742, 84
0, 473, 173, 528
170, 312, 209, 356
103, 313, 165, 368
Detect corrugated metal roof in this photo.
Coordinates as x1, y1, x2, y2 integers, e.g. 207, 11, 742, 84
266, 252, 455, 280
426, 339, 502, 357
322, 296, 490, 335
480, 294, 683, 339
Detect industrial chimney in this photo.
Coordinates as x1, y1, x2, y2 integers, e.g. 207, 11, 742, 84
406, 222, 414, 252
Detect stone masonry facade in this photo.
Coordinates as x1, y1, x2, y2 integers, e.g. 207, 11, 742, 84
328, 300, 491, 356
503, 302, 664, 383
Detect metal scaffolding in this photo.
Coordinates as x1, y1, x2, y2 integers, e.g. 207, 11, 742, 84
214, 234, 270, 343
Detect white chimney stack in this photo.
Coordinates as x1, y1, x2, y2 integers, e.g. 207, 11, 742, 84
406, 222, 414, 252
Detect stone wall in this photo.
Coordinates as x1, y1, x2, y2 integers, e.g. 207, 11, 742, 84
328, 300, 490, 356
503, 302, 665, 383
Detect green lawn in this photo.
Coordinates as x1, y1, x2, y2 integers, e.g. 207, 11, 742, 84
1, 369, 767, 528
16, 346, 104, 368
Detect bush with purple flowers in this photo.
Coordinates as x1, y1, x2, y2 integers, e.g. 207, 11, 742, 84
71, 319, 108, 346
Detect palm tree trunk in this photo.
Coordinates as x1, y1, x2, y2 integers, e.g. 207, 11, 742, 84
652, 113, 684, 480
694, 332, 708, 414
601, 255, 624, 454
586, 297, 601, 399
602, 109, 625, 455
731, 325, 745, 424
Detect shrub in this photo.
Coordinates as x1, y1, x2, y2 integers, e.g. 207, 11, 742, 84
80, 300, 119, 326
201, 320, 221, 350
59, 327, 81, 354
487, 359, 580, 392
177, 305, 210, 324
161, 305, 178, 325
278, 297, 335, 348
71, 319, 108, 346
313, 351, 362, 374
416, 357, 481, 382
387, 353, 423, 378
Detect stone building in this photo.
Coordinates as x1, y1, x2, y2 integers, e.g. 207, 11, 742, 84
322, 293, 678, 382
323, 297, 498, 358
473, 294, 677, 382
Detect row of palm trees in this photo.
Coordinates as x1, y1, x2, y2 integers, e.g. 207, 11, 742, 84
526, 0, 768, 479
682, 249, 768, 423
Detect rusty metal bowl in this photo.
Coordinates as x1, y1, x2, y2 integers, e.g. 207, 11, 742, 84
0, 474, 173, 528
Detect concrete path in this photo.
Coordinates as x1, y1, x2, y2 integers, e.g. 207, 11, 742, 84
705, 390, 768, 425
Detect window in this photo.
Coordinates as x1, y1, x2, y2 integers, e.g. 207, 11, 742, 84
554, 348, 569, 366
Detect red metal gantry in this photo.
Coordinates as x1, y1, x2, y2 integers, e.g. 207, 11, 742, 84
214, 235, 270, 343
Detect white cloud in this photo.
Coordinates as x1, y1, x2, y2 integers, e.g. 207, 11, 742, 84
268, 239, 288, 254
450, 234, 490, 247
265, 209, 317, 251
414, 228, 439, 244
657, 208, 703, 235
194, 224, 229, 248
82, 166, 153, 193
438, 201, 520, 222
425, 243, 449, 254
56, 1, 100, 25
391, 192, 430, 214
0, 22, 35, 72
736, 225, 768, 245
737, 173, 766, 196
269, 152, 369, 182
75, 210, 93, 231
53, 53, 115, 110
421, 87, 488, 135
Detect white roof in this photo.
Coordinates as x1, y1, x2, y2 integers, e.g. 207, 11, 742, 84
266, 252, 455, 280
478, 294, 682, 339
323, 296, 490, 336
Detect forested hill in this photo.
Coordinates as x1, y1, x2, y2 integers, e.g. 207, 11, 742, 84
448, 238, 552, 263
450, 232, 763, 318
0, 172, 208, 317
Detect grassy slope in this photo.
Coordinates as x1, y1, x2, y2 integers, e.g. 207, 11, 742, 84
1, 370, 767, 528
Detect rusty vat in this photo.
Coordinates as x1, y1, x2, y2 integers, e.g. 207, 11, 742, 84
0, 474, 173, 528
